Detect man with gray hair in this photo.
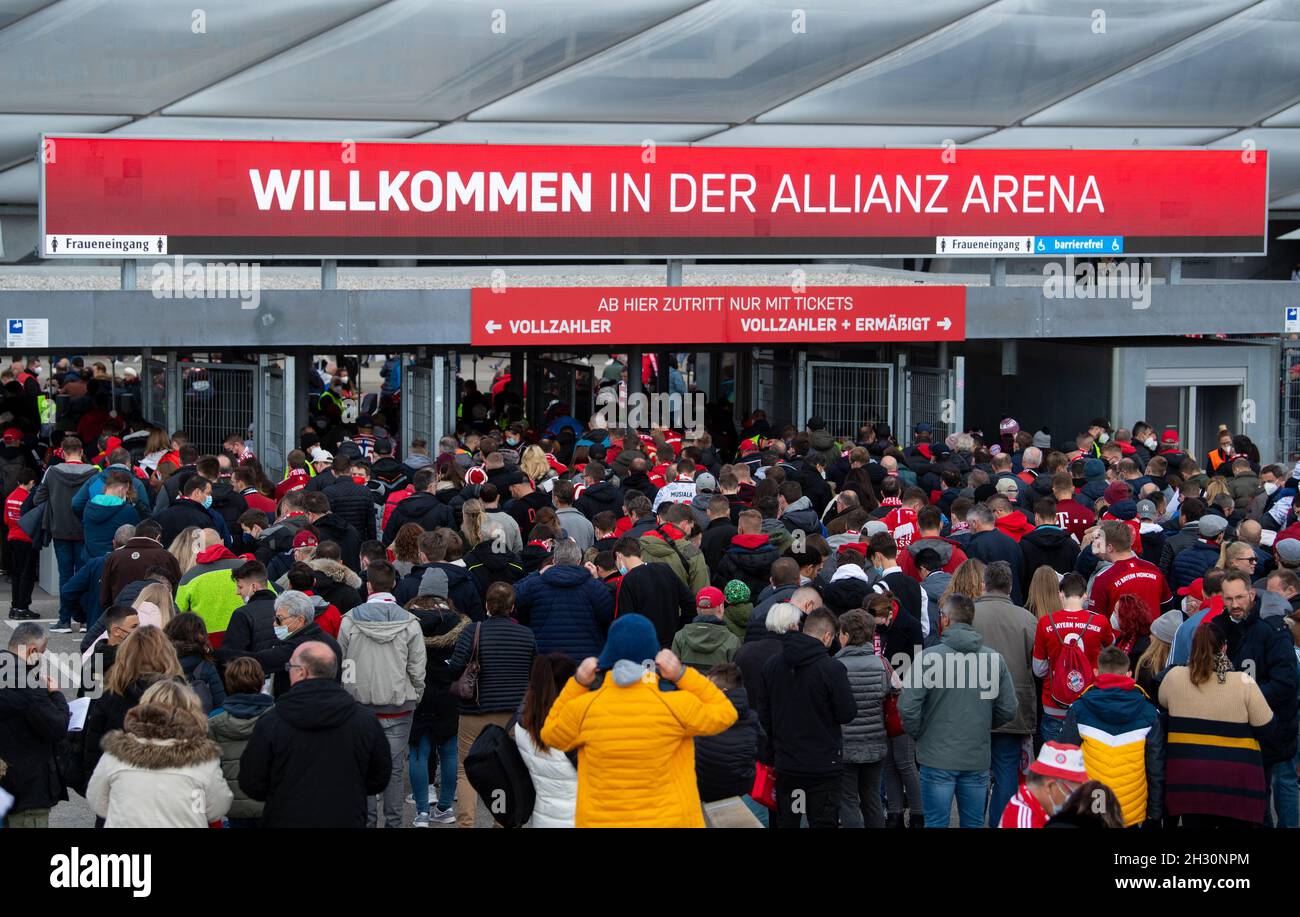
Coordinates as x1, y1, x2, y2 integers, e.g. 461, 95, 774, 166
239, 641, 392, 828
514, 538, 616, 658
0, 622, 71, 828
971, 561, 1037, 825
899, 594, 1018, 829
733, 601, 803, 720
965, 503, 1025, 604
238, 590, 343, 697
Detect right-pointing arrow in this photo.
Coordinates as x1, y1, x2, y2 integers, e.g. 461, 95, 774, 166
485, 320, 501, 334
938, 317, 952, 331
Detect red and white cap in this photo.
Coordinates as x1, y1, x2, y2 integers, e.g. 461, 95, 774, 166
1029, 741, 1088, 783
465, 466, 488, 486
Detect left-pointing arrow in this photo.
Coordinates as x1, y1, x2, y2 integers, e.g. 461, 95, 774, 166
486, 320, 501, 334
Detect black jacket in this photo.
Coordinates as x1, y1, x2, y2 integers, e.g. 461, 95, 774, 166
712, 534, 781, 597
621, 471, 659, 502
311, 560, 364, 614
758, 632, 856, 778
879, 606, 924, 669
700, 517, 738, 573
0, 652, 70, 812
322, 478, 377, 542
1158, 522, 1201, 581
694, 686, 764, 803
411, 610, 469, 745
209, 480, 249, 535
616, 561, 695, 648
822, 574, 875, 616
155, 497, 218, 548
394, 562, 485, 620
575, 481, 623, 520
881, 569, 925, 629
735, 636, 784, 718
216, 590, 279, 665
1020, 525, 1081, 581
81, 677, 151, 783
447, 617, 537, 715
966, 529, 1026, 605
381, 491, 453, 543
312, 512, 363, 573
505, 490, 554, 540
238, 677, 391, 828
242, 623, 343, 698
464, 541, 524, 596
1223, 601, 1299, 766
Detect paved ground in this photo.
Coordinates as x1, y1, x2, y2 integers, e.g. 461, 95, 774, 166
3, 584, 460, 828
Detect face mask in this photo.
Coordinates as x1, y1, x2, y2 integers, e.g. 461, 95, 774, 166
340, 377, 349, 385
274, 625, 290, 641
1097, 433, 1110, 445
617, 564, 628, 576
1144, 437, 1157, 450
1110, 611, 1121, 631
507, 438, 520, 447
1223, 444, 1233, 455
202, 494, 213, 509
1049, 784, 1069, 816
1265, 482, 1279, 495
611, 658, 653, 687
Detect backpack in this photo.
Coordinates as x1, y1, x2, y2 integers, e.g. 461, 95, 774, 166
463, 724, 535, 828
1047, 612, 1095, 709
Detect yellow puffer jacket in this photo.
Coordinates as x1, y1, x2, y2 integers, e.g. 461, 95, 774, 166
541, 666, 738, 827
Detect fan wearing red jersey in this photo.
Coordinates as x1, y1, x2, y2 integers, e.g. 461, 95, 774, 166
1087, 520, 1170, 622
999, 741, 1090, 828
1032, 572, 1114, 738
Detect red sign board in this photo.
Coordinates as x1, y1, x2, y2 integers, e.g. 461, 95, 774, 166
470, 286, 965, 346
40, 137, 1266, 258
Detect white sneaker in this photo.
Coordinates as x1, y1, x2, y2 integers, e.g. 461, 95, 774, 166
413, 811, 432, 828
431, 805, 456, 824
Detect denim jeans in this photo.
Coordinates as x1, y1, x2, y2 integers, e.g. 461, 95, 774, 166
367, 713, 412, 828
742, 794, 770, 827
1039, 713, 1064, 746
988, 733, 1026, 827
409, 734, 458, 813
1271, 754, 1299, 829
54, 538, 88, 625
920, 766, 989, 828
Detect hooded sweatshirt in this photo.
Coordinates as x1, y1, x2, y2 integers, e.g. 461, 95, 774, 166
82, 493, 141, 558
175, 544, 245, 640
994, 511, 1036, 543
671, 614, 742, 673
758, 631, 857, 778
337, 593, 427, 713
780, 495, 821, 536
207, 692, 275, 820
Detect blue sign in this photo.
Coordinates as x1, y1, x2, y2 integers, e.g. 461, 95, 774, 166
1033, 236, 1124, 255
7, 320, 22, 335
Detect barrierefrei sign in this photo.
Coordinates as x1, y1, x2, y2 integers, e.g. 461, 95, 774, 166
39, 137, 1267, 259
470, 286, 965, 346
6, 318, 49, 348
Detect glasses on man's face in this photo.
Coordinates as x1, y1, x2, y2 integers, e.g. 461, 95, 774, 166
284, 662, 304, 673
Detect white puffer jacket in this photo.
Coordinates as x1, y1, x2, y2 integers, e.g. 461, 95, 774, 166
513, 724, 577, 828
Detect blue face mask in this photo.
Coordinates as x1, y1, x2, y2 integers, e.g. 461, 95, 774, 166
274, 625, 290, 641
618, 564, 628, 576
202, 494, 213, 509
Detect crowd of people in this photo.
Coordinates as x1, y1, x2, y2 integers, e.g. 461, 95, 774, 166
1, 373, 1298, 829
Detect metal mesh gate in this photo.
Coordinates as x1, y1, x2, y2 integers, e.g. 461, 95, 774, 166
258, 356, 287, 481
404, 364, 434, 450
142, 358, 168, 428
1283, 346, 1300, 458
181, 362, 255, 456
806, 361, 893, 440
905, 366, 953, 440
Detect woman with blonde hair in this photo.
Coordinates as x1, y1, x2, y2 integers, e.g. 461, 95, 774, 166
941, 557, 986, 608
86, 678, 232, 828
170, 526, 221, 576
1025, 565, 1063, 619
134, 581, 177, 630
520, 444, 554, 489
460, 498, 489, 548
139, 427, 171, 475
81, 625, 184, 793
1203, 476, 1229, 504
391, 522, 424, 577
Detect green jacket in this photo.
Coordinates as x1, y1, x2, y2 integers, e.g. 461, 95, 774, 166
898, 622, 1018, 772
671, 616, 741, 674
176, 560, 246, 637
639, 529, 709, 595
723, 600, 753, 640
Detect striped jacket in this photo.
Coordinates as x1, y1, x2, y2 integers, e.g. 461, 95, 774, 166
1157, 666, 1275, 824
1059, 673, 1164, 826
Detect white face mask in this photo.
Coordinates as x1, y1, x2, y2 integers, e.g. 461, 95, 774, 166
1144, 437, 1158, 450
1265, 482, 1279, 495
1110, 610, 1121, 631
1097, 433, 1110, 445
